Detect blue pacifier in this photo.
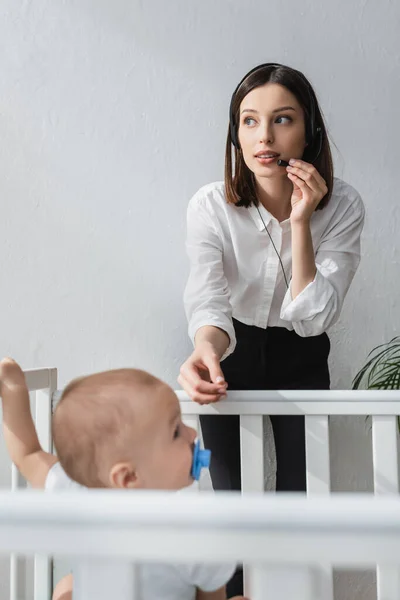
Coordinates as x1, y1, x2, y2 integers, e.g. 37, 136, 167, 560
191, 440, 211, 481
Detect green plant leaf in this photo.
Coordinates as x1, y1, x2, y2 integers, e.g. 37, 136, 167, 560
352, 337, 400, 390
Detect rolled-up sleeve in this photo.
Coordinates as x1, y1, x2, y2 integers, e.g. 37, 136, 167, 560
280, 194, 365, 337
184, 197, 236, 359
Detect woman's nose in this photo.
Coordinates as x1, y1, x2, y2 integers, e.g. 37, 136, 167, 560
260, 122, 274, 144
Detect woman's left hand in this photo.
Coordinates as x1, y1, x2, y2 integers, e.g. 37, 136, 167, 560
286, 159, 328, 224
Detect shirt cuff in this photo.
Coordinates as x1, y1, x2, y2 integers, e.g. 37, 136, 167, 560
188, 313, 236, 361
280, 266, 334, 323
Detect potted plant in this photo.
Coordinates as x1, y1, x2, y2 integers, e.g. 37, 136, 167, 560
352, 336, 400, 391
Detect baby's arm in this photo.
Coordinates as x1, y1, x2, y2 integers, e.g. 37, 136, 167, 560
0, 357, 58, 487
52, 574, 73, 600
196, 587, 249, 600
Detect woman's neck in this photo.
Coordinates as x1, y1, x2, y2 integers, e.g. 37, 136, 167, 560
255, 175, 293, 222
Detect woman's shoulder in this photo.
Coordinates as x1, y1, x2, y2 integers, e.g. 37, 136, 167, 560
331, 177, 365, 217
188, 181, 226, 213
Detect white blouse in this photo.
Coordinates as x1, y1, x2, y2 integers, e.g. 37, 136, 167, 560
184, 178, 365, 359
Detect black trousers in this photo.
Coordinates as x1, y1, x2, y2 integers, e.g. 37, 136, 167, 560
200, 320, 331, 595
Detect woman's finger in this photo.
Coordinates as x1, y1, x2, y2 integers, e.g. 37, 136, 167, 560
202, 353, 227, 387
287, 172, 310, 192
179, 362, 227, 396
177, 375, 225, 404
288, 159, 327, 189
287, 166, 321, 193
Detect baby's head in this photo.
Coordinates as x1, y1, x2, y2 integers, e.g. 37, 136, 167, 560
53, 369, 197, 490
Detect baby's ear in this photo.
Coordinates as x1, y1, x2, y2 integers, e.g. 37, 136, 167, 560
109, 462, 139, 489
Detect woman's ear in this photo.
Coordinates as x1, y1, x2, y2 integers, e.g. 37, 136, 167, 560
109, 462, 139, 489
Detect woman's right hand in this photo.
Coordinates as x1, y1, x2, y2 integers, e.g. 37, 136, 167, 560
178, 341, 228, 404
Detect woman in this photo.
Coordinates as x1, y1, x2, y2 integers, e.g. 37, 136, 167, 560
179, 62, 365, 494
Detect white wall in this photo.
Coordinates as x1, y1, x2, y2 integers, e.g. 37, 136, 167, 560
1, 1, 399, 599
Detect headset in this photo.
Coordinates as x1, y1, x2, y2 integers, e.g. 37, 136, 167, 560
228, 63, 324, 291
228, 62, 322, 161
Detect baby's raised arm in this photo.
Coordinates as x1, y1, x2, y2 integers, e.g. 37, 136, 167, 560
0, 357, 58, 487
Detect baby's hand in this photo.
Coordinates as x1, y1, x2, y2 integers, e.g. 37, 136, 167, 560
0, 358, 26, 393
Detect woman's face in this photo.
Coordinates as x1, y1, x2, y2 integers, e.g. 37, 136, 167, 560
238, 82, 307, 180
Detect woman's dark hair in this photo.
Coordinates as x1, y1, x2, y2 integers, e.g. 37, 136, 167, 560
225, 63, 333, 209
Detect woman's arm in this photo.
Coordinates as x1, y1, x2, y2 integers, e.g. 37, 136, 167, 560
195, 326, 230, 360
184, 194, 236, 356
290, 220, 317, 300
287, 158, 326, 300
282, 197, 365, 336
279, 161, 365, 337
180, 193, 234, 403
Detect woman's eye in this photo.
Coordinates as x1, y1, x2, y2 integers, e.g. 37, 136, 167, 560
173, 425, 180, 439
243, 117, 256, 126
275, 115, 292, 124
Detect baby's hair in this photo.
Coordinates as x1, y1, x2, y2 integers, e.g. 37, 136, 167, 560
52, 369, 163, 487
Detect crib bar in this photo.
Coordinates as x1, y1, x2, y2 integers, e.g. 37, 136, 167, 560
372, 415, 400, 600
372, 416, 399, 495
24, 368, 56, 392
240, 415, 263, 594
177, 389, 400, 416
305, 415, 333, 600
74, 560, 137, 600
305, 415, 331, 494
376, 566, 400, 600
240, 415, 264, 598
240, 415, 264, 492
9, 552, 18, 600
248, 565, 317, 600
5, 492, 400, 563
10, 463, 24, 600
34, 557, 52, 600
33, 371, 57, 600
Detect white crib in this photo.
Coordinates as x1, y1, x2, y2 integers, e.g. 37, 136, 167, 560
2, 367, 400, 600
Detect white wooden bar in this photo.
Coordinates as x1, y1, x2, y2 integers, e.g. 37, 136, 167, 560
240, 415, 264, 493
305, 415, 331, 494
24, 368, 57, 392
305, 415, 333, 600
373, 415, 400, 600
2, 492, 400, 564
74, 560, 137, 600
240, 415, 264, 597
249, 565, 317, 600
177, 389, 400, 415
372, 416, 399, 495
9, 535, 18, 600
34, 368, 57, 600
10, 464, 23, 600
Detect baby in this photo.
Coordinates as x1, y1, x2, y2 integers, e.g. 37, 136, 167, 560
0, 358, 247, 600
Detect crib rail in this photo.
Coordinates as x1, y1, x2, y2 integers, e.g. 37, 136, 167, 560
178, 389, 400, 600
1, 491, 400, 600
4, 373, 400, 600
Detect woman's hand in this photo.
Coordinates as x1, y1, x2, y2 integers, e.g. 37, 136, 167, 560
286, 159, 328, 224
178, 341, 228, 405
